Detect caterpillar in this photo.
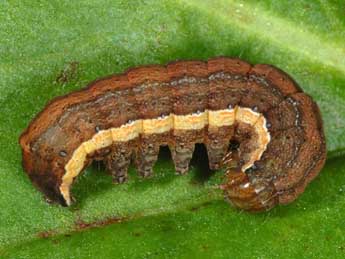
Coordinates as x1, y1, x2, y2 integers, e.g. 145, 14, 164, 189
19, 57, 326, 212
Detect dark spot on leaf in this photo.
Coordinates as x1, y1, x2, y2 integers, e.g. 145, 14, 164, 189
55, 61, 79, 85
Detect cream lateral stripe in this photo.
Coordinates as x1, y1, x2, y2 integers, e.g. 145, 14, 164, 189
143, 116, 172, 134
235, 107, 260, 125
60, 107, 271, 205
174, 112, 208, 130
239, 115, 271, 172
208, 109, 236, 127
235, 108, 265, 172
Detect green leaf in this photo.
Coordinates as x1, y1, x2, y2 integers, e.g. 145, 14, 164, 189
1, 0, 345, 258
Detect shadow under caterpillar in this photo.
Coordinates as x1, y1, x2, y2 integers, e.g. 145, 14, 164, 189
19, 57, 326, 212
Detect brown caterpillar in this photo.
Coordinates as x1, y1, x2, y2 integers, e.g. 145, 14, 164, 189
19, 57, 326, 212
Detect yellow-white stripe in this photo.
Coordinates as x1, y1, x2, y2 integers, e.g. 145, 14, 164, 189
60, 107, 270, 205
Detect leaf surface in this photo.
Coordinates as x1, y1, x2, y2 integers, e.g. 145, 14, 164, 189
1, 1, 344, 258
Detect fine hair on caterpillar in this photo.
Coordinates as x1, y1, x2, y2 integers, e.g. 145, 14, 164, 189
19, 57, 326, 212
